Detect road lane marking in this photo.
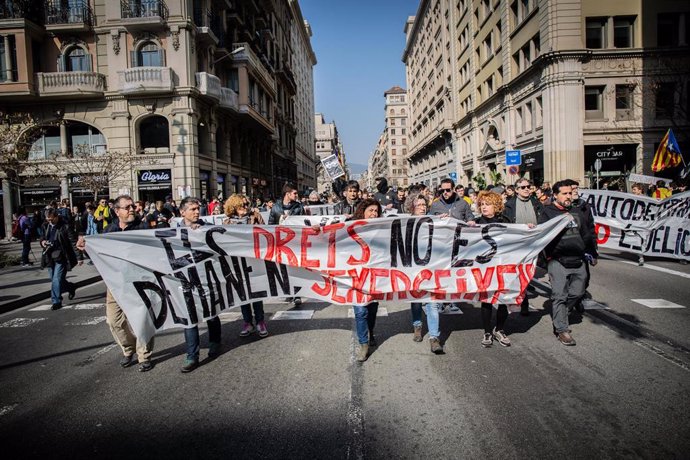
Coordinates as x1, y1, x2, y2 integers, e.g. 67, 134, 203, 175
29, 305, 74, 311
73, 303, 105, 310
346, 334, 365, 460
218, 312, 242, 322
65, 316, 107, 326
271, 310, 315, 320
0, 404, 18, 416
599, 254, 690, 279
0, 318, 46, 328
78, 343, 119, 366
347, 307, 389, 318
631, 299, 686, 309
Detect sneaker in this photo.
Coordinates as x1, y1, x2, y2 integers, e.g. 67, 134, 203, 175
481, 333, 493, 347
239, 322, 255, 337
413, 325, 423, 342
557, 331, 576, 346
119, 355, 134, 368
493, 328, 511, 347
256, 321, 268, 338
429, 337, 443, 354
356, 343, 369, 362
208, 342, 222, 358
368, 334, 377, 347
293, 297, 302, 306
181, 359, 199, 373
51, 303, 63, 311
138, 361, 153, 372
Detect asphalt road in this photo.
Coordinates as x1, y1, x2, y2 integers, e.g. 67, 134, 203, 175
1, 249, 689, 459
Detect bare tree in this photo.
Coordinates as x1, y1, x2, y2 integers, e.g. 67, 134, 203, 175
0, 112, 41, 185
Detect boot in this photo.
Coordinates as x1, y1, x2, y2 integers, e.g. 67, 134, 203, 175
413, 325, 423, 342
356, 343, 369, 362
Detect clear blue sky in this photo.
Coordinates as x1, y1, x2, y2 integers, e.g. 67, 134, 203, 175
300, 0, 420, 169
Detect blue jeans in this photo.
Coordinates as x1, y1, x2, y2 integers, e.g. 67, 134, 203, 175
21, 233, 31, 264
353, 302, 379, 344
47, 262, 69, 305
241, 301, 265, 324
410, 302, 440, 339
183, 316, 221, 362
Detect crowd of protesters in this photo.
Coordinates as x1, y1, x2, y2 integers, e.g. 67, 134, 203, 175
9, 171, 688, 371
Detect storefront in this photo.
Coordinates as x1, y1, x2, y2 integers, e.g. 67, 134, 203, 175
199, 170, 211, 200
137, 169, 172, 203
69, 174, 109, 208
521, 150, 544, 186
584, 144, 637, 185
19, 177, 61, 209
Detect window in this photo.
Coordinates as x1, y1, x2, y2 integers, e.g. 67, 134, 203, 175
66, 47, 90, 72
515, 107, 523, 135
392, 149, 396, 155
615, 84, 633, 120
586, 18, 606, 48
655, 83, 676, 118
134, 42, 164, 67
391, 129, 395, 135
402, 138, 407, 145
392, 139, 396, 145
613, 16, 634, 48
0, 35, 17, 82
535, 96, 543, 128
228, 68, 239, 92
29, 122, 106, 159
657, 13, 679, 47
524, 102, 532, 132
140, 116, 170, 150
585, 86, 605, 119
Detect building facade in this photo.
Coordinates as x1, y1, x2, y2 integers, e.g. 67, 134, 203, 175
0, 0, 317, 235
383, 85, 410, 188
403, 0, 690, 189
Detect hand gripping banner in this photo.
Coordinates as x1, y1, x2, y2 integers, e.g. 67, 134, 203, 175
85, 215, 570, 342
580, 190, 690, 261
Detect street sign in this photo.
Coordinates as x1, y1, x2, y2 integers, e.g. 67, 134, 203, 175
505, 150, 521, 166
508, 165, 519, 175
449, 172, 457, 181
594, 159, 602, 171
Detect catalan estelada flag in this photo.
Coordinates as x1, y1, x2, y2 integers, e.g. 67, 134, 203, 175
652, 128, 683, 172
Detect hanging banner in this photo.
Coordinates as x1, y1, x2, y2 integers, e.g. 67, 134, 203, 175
85, 215, 571, 342
304, 204, 337, 215
580, 190, 690, 261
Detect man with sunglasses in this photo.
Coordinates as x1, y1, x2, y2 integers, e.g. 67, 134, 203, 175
429, 178, 475, 224
78, 195, 155, 372
504, 178, 543, 315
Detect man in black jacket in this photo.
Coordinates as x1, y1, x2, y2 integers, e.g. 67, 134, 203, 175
504, 178, 543, 315
334, 182, 361, 216
78, 195, 155, 372
269, 183, 306, 225
538, 181, 597, 346
373, 177, 395, 209
40, 209, 78, 310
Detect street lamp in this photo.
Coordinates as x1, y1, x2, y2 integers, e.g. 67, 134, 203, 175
212, 46, 245, 66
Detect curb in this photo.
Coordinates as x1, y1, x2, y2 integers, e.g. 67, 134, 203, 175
0, 275, 103, 315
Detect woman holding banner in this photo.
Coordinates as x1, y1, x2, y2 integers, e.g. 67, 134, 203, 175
224, 194, 269, 338
475, 191, 512, 347
405, 194, 443, 354
350, 198, 382, 362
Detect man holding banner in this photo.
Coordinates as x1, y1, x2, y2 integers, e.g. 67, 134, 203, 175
539, 181, 598, 346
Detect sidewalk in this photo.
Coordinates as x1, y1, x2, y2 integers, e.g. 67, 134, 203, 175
0, 239, 102, 314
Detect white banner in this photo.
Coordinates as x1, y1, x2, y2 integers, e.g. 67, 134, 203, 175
304, 204, 337, 215
626, 173, 671, 186
580, 190, 690, 261
85, 215, 571, 342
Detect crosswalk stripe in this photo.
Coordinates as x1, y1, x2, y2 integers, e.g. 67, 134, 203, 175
0, 318, 47, 328
64, 316, 107, 326
631, 299, 686, 309
73, 304, 105, 310
272, 310, 315, 320
218, 312, 242, 322
29, 305, 73, 311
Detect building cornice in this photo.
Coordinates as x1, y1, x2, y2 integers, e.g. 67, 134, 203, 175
401, 0, 429, 63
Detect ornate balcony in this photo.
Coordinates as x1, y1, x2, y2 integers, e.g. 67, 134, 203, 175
230, 42, 275, 92
120, 0, 168, 29
195, 72, 221, 102
36, 71, 106, 97
118, 67, 174, 95
219, 87, 238, 111
45, 0, 92, 32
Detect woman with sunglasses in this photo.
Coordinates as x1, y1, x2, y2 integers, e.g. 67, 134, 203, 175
405, 193, 443, 354
223, 194, 269, 338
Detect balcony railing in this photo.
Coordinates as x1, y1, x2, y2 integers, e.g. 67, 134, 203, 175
118, 67, 173, 95
121, 0, 168, 20
219, 87, 238, 111
195, 72, 221, 101
0, 0, 44, 23
45, 0, 92, 27
231, 42, 274, 91
36, 71, 106, 96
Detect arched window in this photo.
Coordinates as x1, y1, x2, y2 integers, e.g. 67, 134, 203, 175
65, 46, 90, 71
133, 41, 164, 67
140, 116, 169, 151
29, 121, 106, 159
401, 108, 406, 114
389, 109, 395, 115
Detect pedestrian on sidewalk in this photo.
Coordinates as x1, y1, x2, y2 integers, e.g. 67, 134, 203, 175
17, 207, 33, 267
40, 209, 77, 310
349, 198, 383, 362
405, 193, 443, 354
475, 191, 512, 348
78, 195, 155, 372
177, 197, 222, 373
223, 194, 269, 339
